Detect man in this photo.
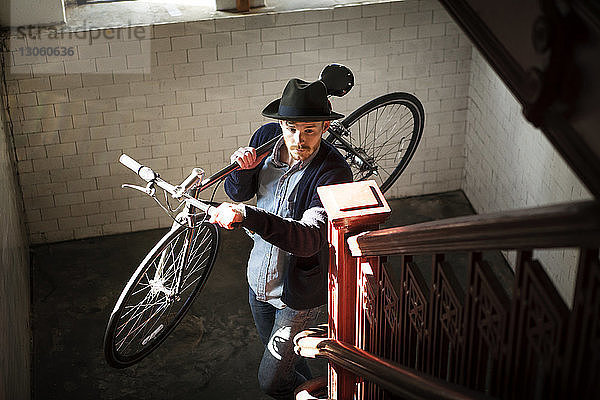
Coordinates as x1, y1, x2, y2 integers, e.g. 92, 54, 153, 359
209, 78, 352, 399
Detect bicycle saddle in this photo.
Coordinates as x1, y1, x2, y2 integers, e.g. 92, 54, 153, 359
319, 63, 354, 97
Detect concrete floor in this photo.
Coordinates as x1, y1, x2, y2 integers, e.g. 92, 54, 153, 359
31, 190, 513, 399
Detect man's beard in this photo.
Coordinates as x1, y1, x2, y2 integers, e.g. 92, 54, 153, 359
289, 145, 312, 160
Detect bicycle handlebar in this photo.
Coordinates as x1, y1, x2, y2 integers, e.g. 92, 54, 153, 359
119, 134, 281, 217
119, 154, 159, 183
120, 153, 213, 215
119, 154, 142, 174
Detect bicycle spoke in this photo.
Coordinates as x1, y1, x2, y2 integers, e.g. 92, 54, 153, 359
116, 289, 162, 333
364, 102, 388, 146
117, 268, 178, 340
117, 300, 169, 352
371, 127, 412, 163
117, 282, 176, 351
370, 116, 410, 160
181, 256, 209, 289
116, 293, 161, 346
134, 300, 172, 349
117, 291, 155, 329
350, 103, 410, 181
365, 104, 409, 152
339, 93, 424, 193
178, 229, 212, 289
130, 271, 152, 297
106, 221, 219, 366
373, 138, 411, 165
180, 274, 203, 294
186, 230, 212, 267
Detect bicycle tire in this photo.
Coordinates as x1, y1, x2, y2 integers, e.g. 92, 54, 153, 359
326, 92, 425, 193
103, 221, 219, 368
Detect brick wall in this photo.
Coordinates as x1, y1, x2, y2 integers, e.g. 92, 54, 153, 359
3, 0, 472, 244
463, 49, 593, 306
0, 94, 31, 399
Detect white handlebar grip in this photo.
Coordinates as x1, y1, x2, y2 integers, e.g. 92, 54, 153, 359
119, 154, 142, 174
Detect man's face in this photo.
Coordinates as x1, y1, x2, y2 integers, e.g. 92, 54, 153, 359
280, 120, 330, 162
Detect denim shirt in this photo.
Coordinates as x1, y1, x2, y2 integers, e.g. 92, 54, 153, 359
247, 138, 319, 308
225, 122, 353, 309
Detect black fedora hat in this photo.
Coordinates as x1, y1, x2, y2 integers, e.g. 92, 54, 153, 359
262, 78, 344, 121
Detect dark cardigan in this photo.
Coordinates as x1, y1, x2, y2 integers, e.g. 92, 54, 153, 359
224, 122, 353, 310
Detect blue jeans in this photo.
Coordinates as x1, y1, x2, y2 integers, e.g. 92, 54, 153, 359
248, 287, 321, 400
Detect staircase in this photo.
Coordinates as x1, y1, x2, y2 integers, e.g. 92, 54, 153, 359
295, 181, 600, 399
295, 3, 600, 397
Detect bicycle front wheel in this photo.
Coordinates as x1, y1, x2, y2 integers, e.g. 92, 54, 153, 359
103, 221, 219, 368
327, 92, 425, 193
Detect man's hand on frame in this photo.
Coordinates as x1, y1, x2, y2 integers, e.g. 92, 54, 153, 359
231, 146, 268, 170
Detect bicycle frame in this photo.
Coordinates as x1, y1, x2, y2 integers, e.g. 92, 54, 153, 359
106, 87, 425, 368
119, 120, 383, 299
193, 135, 281, 193
104, 64, 437, 368
120, 121, 383, 220
119, 135, 281, 298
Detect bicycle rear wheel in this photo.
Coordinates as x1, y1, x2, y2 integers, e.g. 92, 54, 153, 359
103, 220, 219, 368
326, 92, 425, 193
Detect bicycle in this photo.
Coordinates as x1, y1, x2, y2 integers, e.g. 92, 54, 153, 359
103, 65, 425, 368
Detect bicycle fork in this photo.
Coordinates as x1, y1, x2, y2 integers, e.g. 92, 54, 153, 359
151, 206, 195, 301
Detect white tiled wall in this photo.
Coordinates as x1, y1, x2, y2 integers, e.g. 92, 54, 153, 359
0, 96, 31, 399
2, 0, 593, 306
463, 49, 593, 306
3, 0, 472, 244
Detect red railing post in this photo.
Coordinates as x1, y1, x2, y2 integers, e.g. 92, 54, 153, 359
317, 181, 391, 399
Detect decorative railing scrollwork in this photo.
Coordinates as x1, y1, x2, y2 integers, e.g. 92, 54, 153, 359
306, 181, 600, 400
